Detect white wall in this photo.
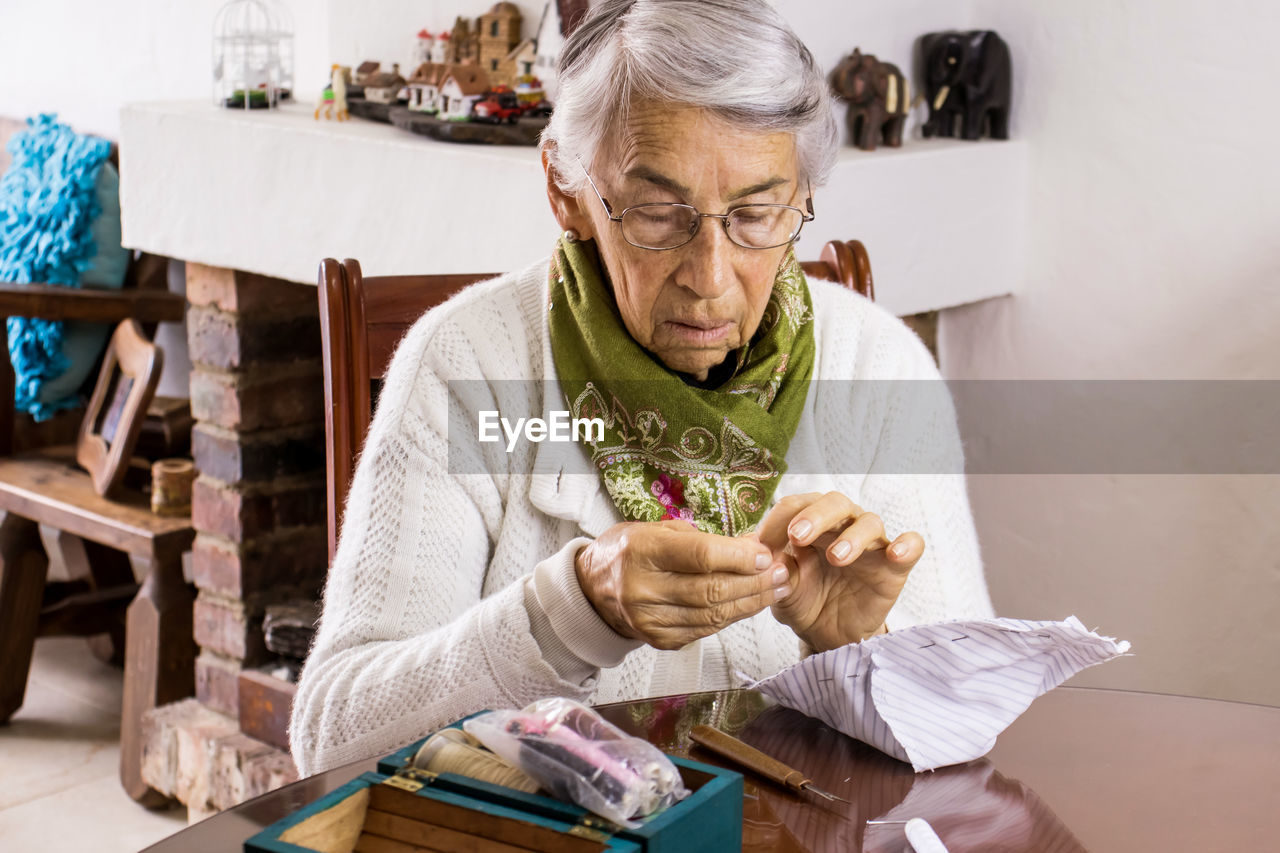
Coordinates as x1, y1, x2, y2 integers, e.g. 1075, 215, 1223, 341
0, 1, 327, 139
947, 0, 1280, 704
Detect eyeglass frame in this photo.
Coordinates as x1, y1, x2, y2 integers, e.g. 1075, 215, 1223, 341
576, 160, 815, 252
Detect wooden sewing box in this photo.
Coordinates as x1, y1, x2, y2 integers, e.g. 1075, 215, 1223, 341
245, 715, 744, 853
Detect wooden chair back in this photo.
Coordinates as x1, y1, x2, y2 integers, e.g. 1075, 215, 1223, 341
318, 239, 875, 560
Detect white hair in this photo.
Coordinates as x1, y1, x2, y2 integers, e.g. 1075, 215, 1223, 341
541, 0, 838, 196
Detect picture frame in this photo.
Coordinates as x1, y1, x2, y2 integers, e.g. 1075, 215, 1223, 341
75, 319, 164, 497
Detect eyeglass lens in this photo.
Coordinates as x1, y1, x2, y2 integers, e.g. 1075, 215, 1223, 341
621, 204, 805, 250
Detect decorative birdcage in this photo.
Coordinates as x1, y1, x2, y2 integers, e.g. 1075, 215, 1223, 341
212, 0, 294, 109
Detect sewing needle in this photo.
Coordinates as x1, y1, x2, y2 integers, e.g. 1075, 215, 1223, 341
689, 725, 850, 804
866, 818, 951, 853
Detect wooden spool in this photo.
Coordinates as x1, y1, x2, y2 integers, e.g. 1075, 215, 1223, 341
150, 458, 195, 517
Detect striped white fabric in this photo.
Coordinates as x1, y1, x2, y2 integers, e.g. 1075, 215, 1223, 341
754, 617, 1130, 772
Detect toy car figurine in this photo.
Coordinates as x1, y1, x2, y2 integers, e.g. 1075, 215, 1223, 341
472, 86, 523, 123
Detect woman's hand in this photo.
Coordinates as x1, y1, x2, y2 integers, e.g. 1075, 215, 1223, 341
757, 492, 923, 653
575, 521, 788, 651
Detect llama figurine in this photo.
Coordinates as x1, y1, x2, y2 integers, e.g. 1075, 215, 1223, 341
315, 64, 350, 121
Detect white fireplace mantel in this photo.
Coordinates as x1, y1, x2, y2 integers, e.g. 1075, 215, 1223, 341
120, 100, 1027, 317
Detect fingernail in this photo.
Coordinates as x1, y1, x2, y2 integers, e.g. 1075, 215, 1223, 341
790, 520, 812, 540
831, 541, 851, 561
772, 566, 789, 586
774, 584, 792, 600
890, 542, 908, 558
756, 552, 771, 570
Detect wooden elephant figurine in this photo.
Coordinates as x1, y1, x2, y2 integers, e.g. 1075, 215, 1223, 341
829, 49, 909, 152
919, 30, 1012, 140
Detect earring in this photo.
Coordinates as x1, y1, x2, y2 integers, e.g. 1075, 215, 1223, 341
564, 229, 579, 244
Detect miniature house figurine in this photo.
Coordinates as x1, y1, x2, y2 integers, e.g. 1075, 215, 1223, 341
363, 63, 407, 104
406, 62, 453, 113
416, 29, 435, 66
432, 31, 451, 64
479, 2, 523, 77
532, 0, 590, 103
451, 17, 480, 64
354, 61, 381, 87
438, 66, 491, 119
212, 0, 295, 109
495, 38, 537, 89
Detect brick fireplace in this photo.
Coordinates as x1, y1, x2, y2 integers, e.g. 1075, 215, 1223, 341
140, 264, 328, 819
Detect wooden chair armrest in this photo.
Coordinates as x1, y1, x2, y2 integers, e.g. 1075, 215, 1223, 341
0, 284, 184, 324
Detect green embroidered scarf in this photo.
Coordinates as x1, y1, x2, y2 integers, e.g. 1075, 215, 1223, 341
547, 235, 814, 536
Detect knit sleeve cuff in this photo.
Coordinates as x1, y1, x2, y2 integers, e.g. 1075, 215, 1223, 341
524, 537, 643, 682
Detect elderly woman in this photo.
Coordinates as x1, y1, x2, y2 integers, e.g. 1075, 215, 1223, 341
291, 0, 993, 776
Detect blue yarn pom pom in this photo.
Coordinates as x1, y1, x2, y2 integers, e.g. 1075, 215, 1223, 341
0, 114, 113, 420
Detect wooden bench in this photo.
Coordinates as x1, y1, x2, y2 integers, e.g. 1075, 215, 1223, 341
0, 266, 194, 806
0, 446, 195, 804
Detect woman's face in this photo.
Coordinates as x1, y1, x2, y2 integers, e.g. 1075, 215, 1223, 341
553, 105, 804, 381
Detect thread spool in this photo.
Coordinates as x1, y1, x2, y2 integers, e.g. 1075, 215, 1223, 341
412, 728, 540, 793
151, 458, 195, 516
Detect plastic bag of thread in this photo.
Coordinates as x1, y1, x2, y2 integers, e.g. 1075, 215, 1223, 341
463, 697, 690, 827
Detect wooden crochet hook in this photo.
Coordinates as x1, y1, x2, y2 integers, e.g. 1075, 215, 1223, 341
689, 725, 850, 804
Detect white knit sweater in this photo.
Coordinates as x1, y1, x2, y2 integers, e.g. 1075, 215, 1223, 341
290, 257, 994, 775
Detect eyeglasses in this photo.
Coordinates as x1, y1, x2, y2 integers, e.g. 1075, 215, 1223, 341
578, 162, 815, 251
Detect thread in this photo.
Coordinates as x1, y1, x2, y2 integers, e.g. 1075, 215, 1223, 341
412, 728, 540, 793
151, 458, 195, 516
